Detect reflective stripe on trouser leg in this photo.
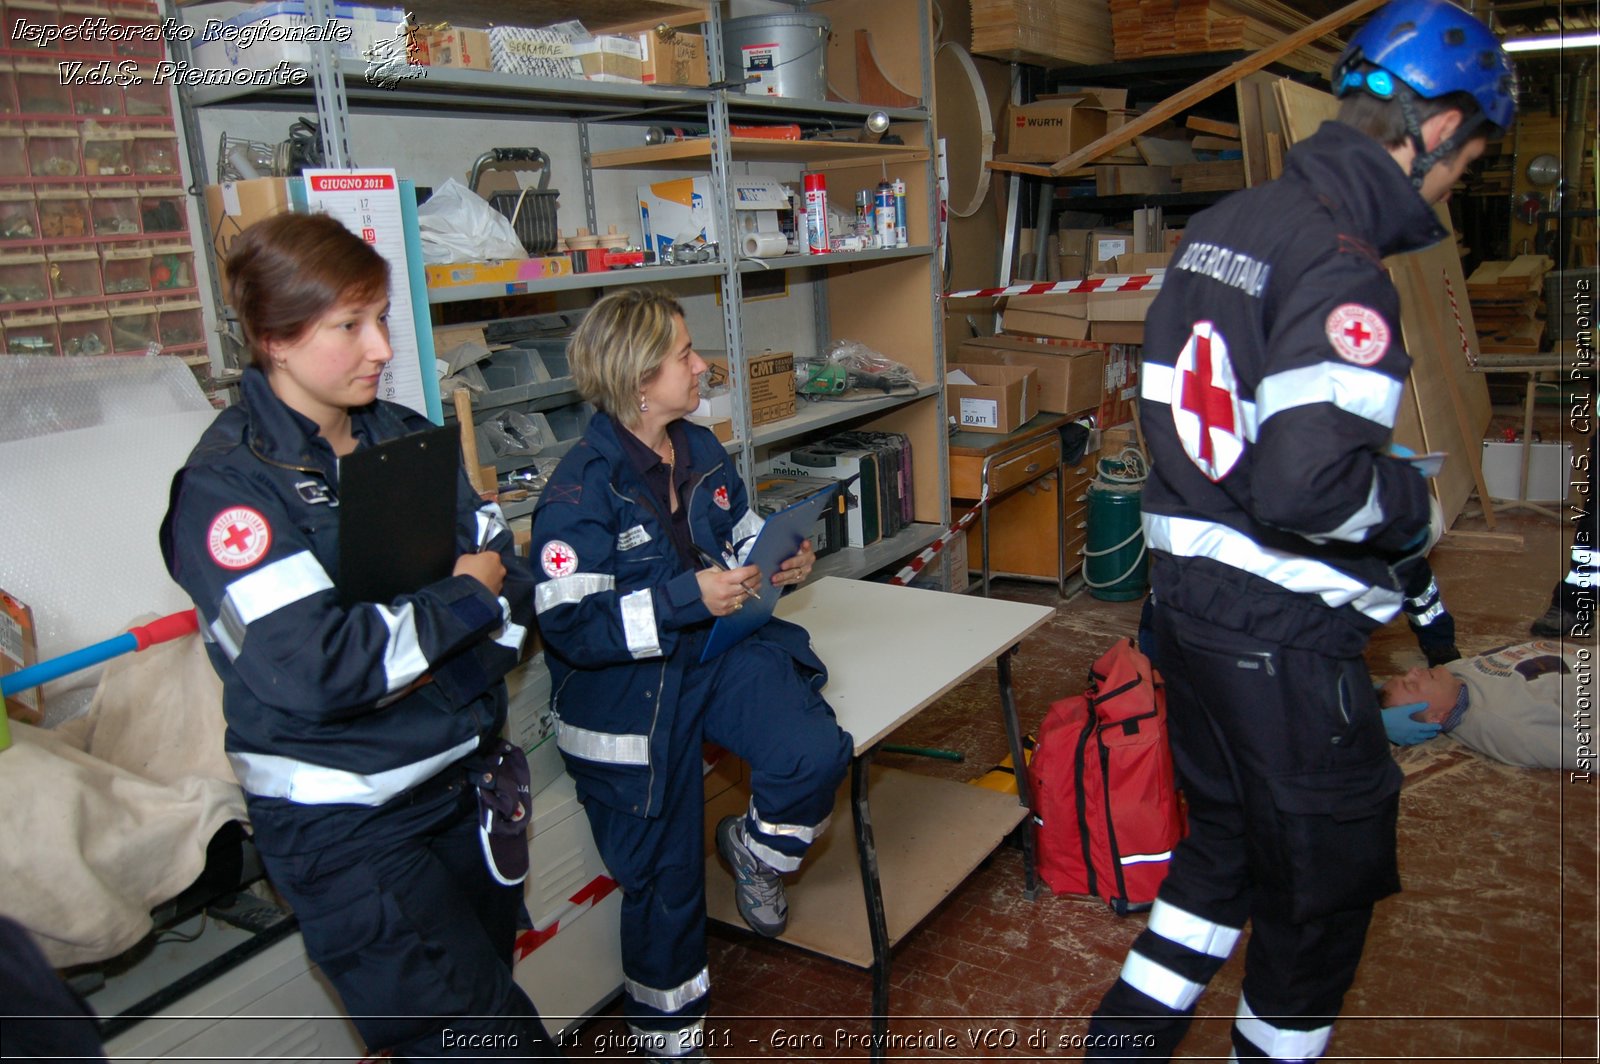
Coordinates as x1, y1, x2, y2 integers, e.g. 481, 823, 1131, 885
1229, 994, 1332, 1061
630, 1018, 706, 1058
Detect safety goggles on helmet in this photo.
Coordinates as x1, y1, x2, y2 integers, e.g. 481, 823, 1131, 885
1333, 0, 1516, 132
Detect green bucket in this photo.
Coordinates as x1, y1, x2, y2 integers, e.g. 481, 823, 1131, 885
1083, 476, 1147, 602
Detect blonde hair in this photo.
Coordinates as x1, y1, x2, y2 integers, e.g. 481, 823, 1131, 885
568, 288, 686, 427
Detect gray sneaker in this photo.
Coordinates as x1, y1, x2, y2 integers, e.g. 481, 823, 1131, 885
716, 815, 787, 937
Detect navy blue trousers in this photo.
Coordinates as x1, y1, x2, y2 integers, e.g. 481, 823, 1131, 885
580, 637, 851, 1043
260, 774, 557, 1061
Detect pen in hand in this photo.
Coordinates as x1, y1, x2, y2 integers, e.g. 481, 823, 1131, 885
691, 542, 763, 601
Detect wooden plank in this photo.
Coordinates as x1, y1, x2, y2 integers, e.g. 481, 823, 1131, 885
1236, 75, 1270, 187
1273, 78, 1338, 148
1036, 0, 1386, 176
1186, 115, 1241, 138
1436, 529, 1526, 552
1135, 135, 1198, 166
1265, 131, 1284, 179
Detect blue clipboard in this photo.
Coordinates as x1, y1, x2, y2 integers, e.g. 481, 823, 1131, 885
699, 484, 843, 662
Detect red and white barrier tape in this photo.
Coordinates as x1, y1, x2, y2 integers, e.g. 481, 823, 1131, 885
1441, 268, 1476, 367
945, 273, 1162, 301
512, 875, 619, 962
888, 486, 990, 586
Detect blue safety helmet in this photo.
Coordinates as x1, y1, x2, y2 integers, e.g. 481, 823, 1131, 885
1333, 0, 1516, 133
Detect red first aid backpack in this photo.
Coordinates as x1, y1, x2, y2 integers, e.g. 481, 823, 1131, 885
1032, 638, 1186, 914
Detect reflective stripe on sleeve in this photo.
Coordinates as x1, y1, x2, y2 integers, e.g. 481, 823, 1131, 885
620, 588, 661, 659
624, 967, 710, 1014
228, 736, 477, 806
214, 550, 335, 657
1144, 513, 1403, 622
1255, 362, 1404, 430
490, 595, 527, 653
556, 721, 650, 765
730, 509, 765, 564
374, 601, 429, 693
534, 573, 616, 614
1233, 994, 1332, 1059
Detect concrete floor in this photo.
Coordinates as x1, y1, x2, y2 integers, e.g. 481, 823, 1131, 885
566, 431, 1598, 1061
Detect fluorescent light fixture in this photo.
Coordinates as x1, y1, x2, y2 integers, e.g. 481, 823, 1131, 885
1503, 32, 1600, 53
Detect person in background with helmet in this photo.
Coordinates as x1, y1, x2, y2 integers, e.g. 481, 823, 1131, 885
1083, 1, 1516, 1059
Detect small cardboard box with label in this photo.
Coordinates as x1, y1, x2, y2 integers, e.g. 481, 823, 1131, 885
698, 350, 796, 426
957, 335, 1105, 416
637, 29, 708, 86
947, 363, 1038, 434
637, 176, 717, 261
1003, 289, 1090, 341
1002, 97, 1110, 163
572, 35, 643, 82
428, 26, 491, 70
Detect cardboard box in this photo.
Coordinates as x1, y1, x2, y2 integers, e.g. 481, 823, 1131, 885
572, 35, 643, 82
1003, 98, 1109, 163
204, 178, 293, 288
1113, 252, 1172, 274
428, 26, 490, 70
1057, 227, 1135, 273
947, 362, 1039, 434
1090, 320, 1145, 344
703, 350, 795, 426
637, 29, 708, 86
1003, 291, 1090, 341
958, 335, 1105, 416
637, 176, 716, 261
1087, 282, 1159, 323
685, 414, 733, 443
488, 24, 582, 78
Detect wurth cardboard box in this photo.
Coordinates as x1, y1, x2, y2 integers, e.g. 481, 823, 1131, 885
1002, 97, 1109, 163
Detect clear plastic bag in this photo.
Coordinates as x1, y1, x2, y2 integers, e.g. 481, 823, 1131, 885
416, 178, 527, 263
485, 410, 549, 456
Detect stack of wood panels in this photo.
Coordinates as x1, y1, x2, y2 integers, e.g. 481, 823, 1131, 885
971, 0, 1113, 66
1467, 256, 1554, 353
1109, 0, 1342, 75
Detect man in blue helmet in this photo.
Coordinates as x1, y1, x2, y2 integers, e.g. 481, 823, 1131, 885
1083, 2, 1516, 1060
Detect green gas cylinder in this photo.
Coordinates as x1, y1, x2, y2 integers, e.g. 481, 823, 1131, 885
1083, 455, 1148, 602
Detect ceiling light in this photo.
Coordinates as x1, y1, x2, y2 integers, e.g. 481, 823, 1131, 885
1502, 32, 1600, 53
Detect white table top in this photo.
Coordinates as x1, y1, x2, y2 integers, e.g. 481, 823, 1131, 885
774, 577, 1055, 755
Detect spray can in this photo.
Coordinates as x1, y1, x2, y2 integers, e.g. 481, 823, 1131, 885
804, 173, 829, 255
892, 178, 907, 247
854, 189, 872, 240
874, 181, 896, 249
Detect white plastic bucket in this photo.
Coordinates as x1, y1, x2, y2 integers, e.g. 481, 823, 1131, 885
722, 13, 830, 101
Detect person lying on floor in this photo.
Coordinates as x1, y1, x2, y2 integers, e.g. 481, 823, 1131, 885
1378, 640, 1585, 770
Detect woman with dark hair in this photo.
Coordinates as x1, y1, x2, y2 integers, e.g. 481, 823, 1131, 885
160, 212, 558, 1060
528, 288, 851, 1059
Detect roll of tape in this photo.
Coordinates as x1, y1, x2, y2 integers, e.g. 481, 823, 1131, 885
743, 232, 788, 258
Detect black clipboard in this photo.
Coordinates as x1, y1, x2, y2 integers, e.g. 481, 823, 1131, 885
338, 424, 460, 608
699, 483, 842, 662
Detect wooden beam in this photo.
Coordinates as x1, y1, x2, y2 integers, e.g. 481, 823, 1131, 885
1038, 0, 1385, 177
1436, 529, 1525, 551
1186, 115, 1241, 138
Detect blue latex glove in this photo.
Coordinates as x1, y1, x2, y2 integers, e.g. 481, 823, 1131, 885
1382, 701, 1442, 745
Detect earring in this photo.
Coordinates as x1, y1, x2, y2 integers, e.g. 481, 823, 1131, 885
639, 396, 649, 412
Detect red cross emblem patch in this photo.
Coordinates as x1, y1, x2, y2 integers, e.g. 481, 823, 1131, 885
713, 485, 731, 511
1171, 321, 1244, 482
1325, 304, 1390, 366
540, 539, 579, 578
207, 507, 271, 569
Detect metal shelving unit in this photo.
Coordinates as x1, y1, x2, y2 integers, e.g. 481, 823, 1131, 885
172, 0, 948, 582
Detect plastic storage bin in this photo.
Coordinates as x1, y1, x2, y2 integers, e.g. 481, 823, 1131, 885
130, 130, 178, 176
121, 73, 170, 117
47, 248, 102, 298
102, 246, 152, 294
0, 125, 25, 178
81, 130, 133, 175
146, 242, 193, 290
0, 252, 48, 305
157, 297, 203, 346
111, 6, 165, 58
108, 300, 156, 351
3, 311, 60, 355
7, 1, 65, 52
89, 187, 139, 234
27, 126, 80, 177
139, 186, 185, 235
15, 61, 70, 115
0, 63, 17, 114
0, 191, 38, 241
57, 306, 111, 355
36, 189, 92, 239
58, 3, 116, 54
72, 79, 122, 117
